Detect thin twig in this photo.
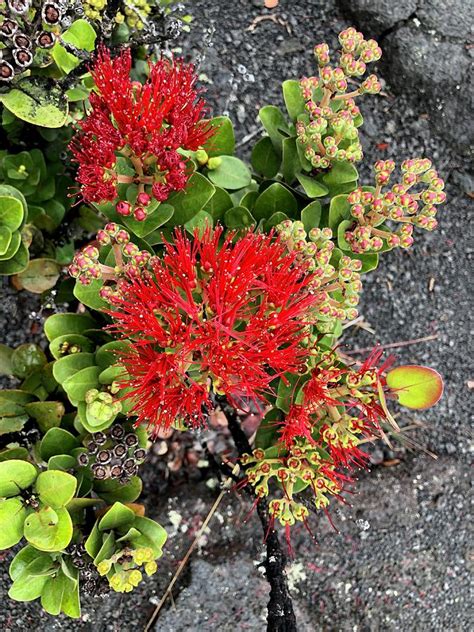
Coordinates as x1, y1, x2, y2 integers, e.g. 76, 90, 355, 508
144, 469, 237, 631
344, 333, 438, 355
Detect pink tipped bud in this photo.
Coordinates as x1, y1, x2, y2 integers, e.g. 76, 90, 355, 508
68, 264, 80, 278
105, 222, 119, 236
134, 207, 147, 221
79, 274, 92, 286
136, 192, 151, 206
82, 245, 99, 260
97, 229, 111, 245
116, 201, 132, 216
115, 229, 130, 244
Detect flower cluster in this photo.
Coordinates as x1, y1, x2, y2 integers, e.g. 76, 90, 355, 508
69, 47, 213, 211
105, 227, 325, 433
242, 349, 395, 527
0, 1, 63, 81
296, 27, 382, 170
97, 546, 157, 593
68, 222, 151, 288
344, 158, 446, 253
276, 220, 362, 332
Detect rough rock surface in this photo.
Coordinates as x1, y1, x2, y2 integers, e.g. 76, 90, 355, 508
0, 0, 472, 630
337, 0, 474, 154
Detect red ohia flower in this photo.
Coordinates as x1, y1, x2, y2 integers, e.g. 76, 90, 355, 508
69, 47, 213, 204
108, 227, 320, 434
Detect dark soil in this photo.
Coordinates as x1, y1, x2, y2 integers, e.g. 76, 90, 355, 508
0, 1, 471, 630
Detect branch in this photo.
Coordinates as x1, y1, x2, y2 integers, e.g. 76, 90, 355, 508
217, 397, 298, 632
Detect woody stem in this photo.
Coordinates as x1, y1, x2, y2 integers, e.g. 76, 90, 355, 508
217, 396, 298, 632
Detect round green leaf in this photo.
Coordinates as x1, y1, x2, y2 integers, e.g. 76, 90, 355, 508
49, 334, 94, 360
98, 501, 136, 531
133, 516, 167, 557
52, 352, 95, 385
11, 344, 47, 379
259, 105, 289, 153
94, 476, 142, 504
282, 79, 307, 121
203, 186, 234, 220
253, 183, 298, 221
0, 459, 37, 497
62, 366, 101, 404
202, 116, 235, 157
0, 498, 26, 549
251, 136, 280, 179
9, 545, 50, 581
24, 506, 73, 552
321, 161, 359, 185
0, 226, 12, 256
0, 241, 29, 275
296, 173, 329, 198
44, 312, 97, 342
224, 206, 256, 229
40, 428, 79, 461
386, 365, 444, 409
35, 470, 77, 508
207, 156, 252, 190
167, 173, 215, 224
24, 401, 65, 433
301, 201, 322, 232
0, 187, 25, 231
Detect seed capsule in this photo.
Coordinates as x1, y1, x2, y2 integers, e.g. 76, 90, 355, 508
124, 433, 138, 447
91, 463, 107, 479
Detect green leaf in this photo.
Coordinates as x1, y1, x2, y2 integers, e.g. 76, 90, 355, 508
40, 428, 79, 461
0, 390, 36, 405
41, 572, 68, 616
167, 173, 215, 224
0, 241, 28, 275
15, 258, 61, 294
264, 212, 289, 230
253, 183, 298, 221
282, 79, 306, 121
44, 313, 96, 342
184, 209, 213, 235
202, 116, 235, 157
259, 106, 289, 153
328, 194, 352, 230
133, 516, 167, 556
251, 137, 280, 179
93, 530, 116, 565
281, 137, 299, 184
203, 186, 234, 220
73, 279, 108, 311
0, 226, 12, 255
276, 373, 306, 413
207, 156, 252, 190
10, 344, 47, 380
95, 341, 129, 370
255, 409, 281, 449
53, 352, 95, 385
386, 365, 444, 410
0, 459, 37, 497
0, 79, 68, 128
321, 161, 358, 185
8, 571, 49, 602
62, 366, 101, 404
35, 470, 77, 508
62, 18, 97, 51
24, 506, 73, 552
9, 545, 49, 581
224, 206, 256, 229
93, 476, 142, 504
84, 522, 101, 559
301, 201, 322, 232
122, 204, 174, 238
99, 501, 136, 531
0, 497, 26, 549
60, 577, 80, 618
0, 343, 13, 375
0, 186, 26, 231
296, 173, 329, 198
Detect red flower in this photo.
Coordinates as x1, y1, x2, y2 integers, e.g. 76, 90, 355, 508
108, 227, 320, 434
69, 47, 213, 204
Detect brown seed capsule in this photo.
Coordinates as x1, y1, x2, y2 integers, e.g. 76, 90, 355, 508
1, 19, 18, 37
110, 424, 125, 440
86, 440, 98, 454
12, 48, 33, 68
77, 453, 89, 467
13, 33, 31, 49
94, 432, 107, 446
123, 458, 135, 470
42, 3, 62, 25
124, 433, 138, 448
96, 449, 112, 464
91, 463, 107, 480
36, 31, 56, 49
0, 61, 15, 81
134, 448, 147, 462
113, 444, 127, 458
110, 464, 123, 478
7, 0, 31, 15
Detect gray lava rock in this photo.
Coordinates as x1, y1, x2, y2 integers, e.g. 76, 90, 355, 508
336, 0, 474, 155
